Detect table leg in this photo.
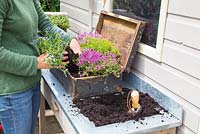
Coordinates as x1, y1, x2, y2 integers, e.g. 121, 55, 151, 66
39, 93, 46, 134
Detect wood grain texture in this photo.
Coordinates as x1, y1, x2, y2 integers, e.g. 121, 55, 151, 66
152, 128, 176, 134
39, 87, 46, 134
41, 80, 77, 134
96, 11, 145, 70
50, 69, 122, 99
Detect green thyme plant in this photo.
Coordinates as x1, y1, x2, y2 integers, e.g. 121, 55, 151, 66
49, 15, 70, 31
37, 32, 69, 70
80, 37, 120, 56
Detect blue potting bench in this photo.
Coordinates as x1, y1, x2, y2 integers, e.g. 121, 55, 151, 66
39, 69, 182, 134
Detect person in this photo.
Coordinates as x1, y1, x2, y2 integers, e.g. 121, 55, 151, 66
0, 0, 81, 134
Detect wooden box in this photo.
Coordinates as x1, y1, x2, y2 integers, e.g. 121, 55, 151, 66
51, 11, 145, 99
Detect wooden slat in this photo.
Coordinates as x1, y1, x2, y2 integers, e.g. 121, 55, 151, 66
177, 126, 196, 134
61, 0, 89, 10
39, 92, 46, 134
199, 124, 200, 134
165, 14, 200, 50
68, 18, 89, 33
133, 53, 200, 108
162, 40, 200, 79
60, 3, 90, 25
152, 128, 176, 134
92, 13, 100, 28
93, 0, 104, 14
42, 80, 77, 134
168, 0, 200, 19
132, 70, 200, 133
182, 105, 200, 133
45, 109, 54, 117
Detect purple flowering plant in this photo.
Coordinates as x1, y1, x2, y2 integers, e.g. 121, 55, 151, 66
75, 32, 121, 77
77, 49, 121, 77
77, 32, 103, 43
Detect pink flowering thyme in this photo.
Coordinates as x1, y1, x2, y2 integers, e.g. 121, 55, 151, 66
77, 49, 121, 77
77, 32, 103, 44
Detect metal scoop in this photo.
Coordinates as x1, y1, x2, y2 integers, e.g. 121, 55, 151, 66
127, 90, 142, 115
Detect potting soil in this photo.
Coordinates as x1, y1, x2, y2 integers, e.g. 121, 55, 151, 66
73, 88, 166, 127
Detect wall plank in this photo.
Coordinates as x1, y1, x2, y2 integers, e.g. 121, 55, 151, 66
133, 53, 200, 108
162, 40, 200, 79
132, 70, 200, 133
60, 3, 90, 25
165, 14, 200, 50
92, 13, 99, 28
168, 0, 200, 19
93, 0, 104, 14
60, 1, 200, 133
61, 0, 89, 10
177, 126, 196, 134
68, 18, 89, 34
183, 106, 200, 133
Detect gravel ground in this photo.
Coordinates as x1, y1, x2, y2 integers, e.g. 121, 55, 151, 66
35, 116, 64, 134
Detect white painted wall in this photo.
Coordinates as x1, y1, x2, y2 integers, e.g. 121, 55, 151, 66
60, 0, 200, 133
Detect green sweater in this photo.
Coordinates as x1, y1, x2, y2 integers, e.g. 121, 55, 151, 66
0, 0, 73, 95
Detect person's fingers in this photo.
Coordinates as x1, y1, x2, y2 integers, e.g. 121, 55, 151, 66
69, 39, 82, 55
37, 53, 50, 69
62, 56, 68, 61
42, 53, 49, 62
63, 51, 68, 55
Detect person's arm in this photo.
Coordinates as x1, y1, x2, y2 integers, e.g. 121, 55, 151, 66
0, 0, 38, 76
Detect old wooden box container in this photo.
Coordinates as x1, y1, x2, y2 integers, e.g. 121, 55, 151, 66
51, 11, 145, 99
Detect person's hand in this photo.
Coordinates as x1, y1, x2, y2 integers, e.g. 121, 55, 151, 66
62, 51, 69, 65
37, 52, 69, 69
69, 38, 82, 55
37, 53, 50, 69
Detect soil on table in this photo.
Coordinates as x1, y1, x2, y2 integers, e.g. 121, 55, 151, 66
73, 88, 166, 127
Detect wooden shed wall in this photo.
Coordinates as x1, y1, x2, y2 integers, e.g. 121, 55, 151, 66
60, 0, 200, 133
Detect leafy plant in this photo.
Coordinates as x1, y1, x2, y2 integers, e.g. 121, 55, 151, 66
49, 15, 70, 31
36, 31, 69, 71
77, 49, 121, 77
77, 32, 103, 43
75, 32, 121, 77
39, 0, 60, 12
77, 32, 120, 56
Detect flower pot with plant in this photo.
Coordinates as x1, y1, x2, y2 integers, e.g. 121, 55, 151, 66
50, 11, 145, 99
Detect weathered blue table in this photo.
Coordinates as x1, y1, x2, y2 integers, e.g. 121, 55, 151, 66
39, 69, 182, 134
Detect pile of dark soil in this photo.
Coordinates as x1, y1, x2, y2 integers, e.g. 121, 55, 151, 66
73, 88, 166, 126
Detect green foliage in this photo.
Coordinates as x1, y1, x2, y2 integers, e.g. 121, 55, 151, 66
81, 37, 120, 56
77, 49, 121, 78
37, 32, 68, 69
49, 15, 70, 31
39, 0, 60, 12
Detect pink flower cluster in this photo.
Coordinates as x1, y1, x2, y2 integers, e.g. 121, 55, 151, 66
77, 49, 108, 66
77, 32, 103, 43
76, 49, 120, 77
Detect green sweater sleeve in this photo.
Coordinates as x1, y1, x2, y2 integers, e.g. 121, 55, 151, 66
33, 0, 74, 45
0, 0, 38, 76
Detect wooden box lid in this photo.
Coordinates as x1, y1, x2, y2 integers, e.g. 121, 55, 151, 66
96, 11, 145, 71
